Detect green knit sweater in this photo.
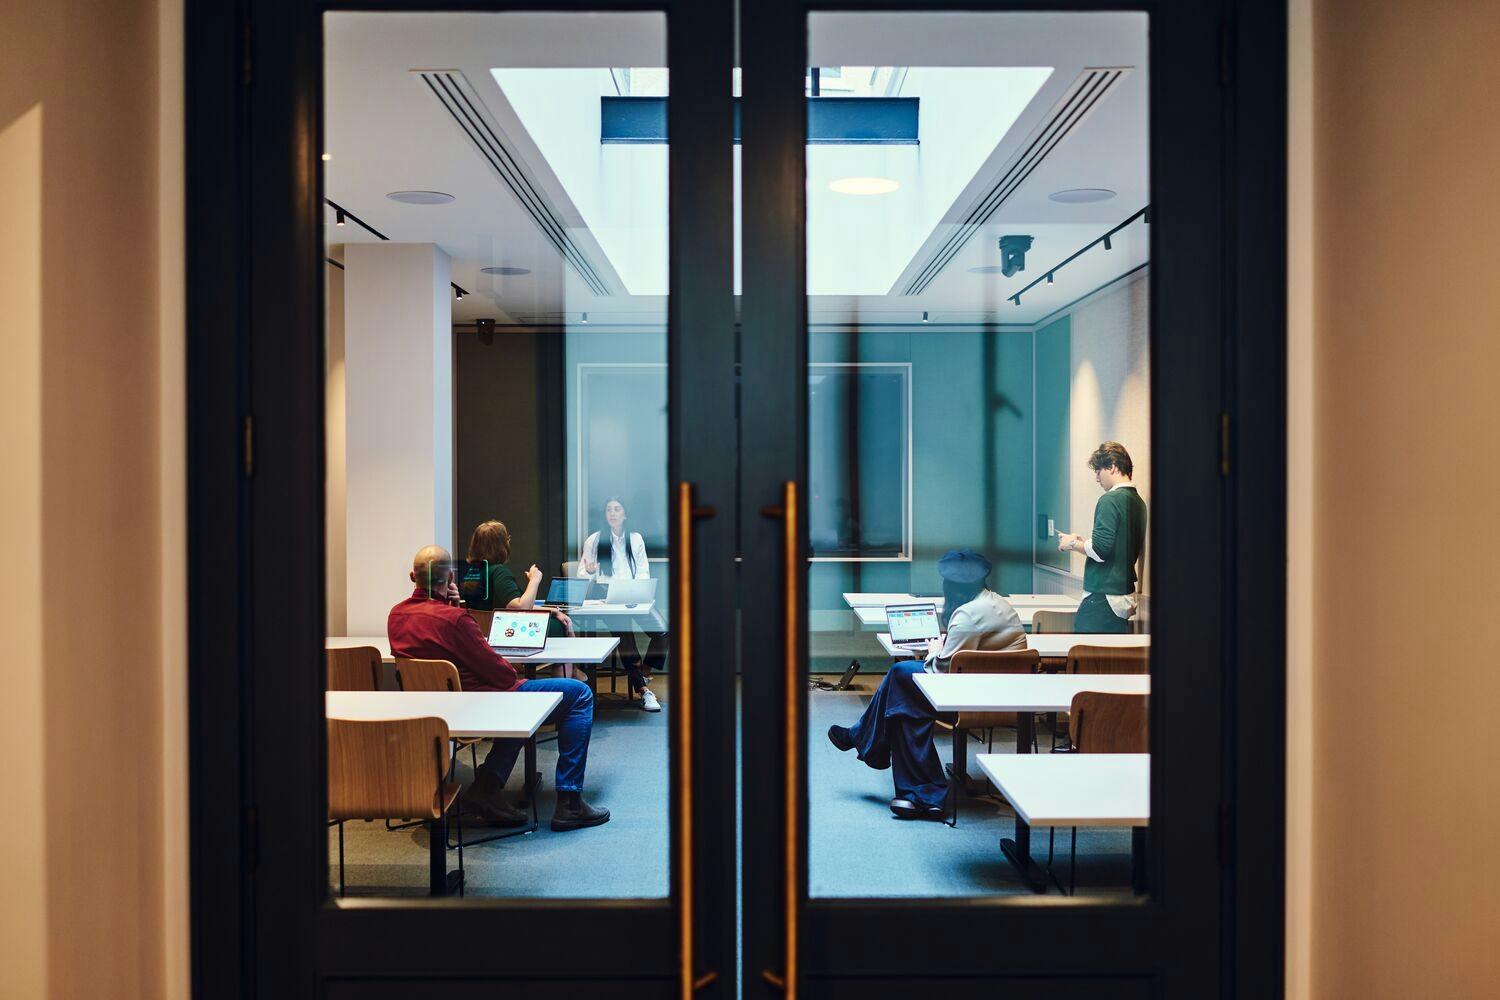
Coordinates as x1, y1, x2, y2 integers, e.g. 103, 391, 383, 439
1083, 485, 1148, 595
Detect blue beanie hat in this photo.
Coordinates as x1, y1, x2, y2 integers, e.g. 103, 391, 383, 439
937, 548, 991, 584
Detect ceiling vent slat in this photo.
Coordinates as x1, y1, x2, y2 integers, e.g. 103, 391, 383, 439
418, 70, 612, 297
900, 67, 1131, 297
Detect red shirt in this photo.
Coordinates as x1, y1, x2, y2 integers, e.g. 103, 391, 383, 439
387, 588, 523, 692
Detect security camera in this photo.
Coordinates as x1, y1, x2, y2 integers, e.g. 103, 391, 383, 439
999, 235, 1034, 278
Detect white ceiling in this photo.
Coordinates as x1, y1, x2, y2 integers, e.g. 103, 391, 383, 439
323, 10, 1148, 327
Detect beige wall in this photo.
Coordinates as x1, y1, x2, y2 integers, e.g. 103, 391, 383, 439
0, 0, 186, 997
1295, 0, 1500, 995
326, 260, 348, 635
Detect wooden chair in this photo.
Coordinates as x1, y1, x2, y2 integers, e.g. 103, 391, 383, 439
327, 716, 463, 897
467, 608, 494, 639
1030, 609, 1076, 634
326, 646, 381, 692
941, 648, 1040, 825
1067, 645, 1150, 675
1049, 691, 1149, 893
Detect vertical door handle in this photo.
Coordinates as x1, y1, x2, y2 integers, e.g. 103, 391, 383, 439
759, 481, 801, 997
676, 482, 718, 996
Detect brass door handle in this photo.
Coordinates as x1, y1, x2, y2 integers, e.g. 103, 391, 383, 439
759, 481, 801, 997
676, 482, 717, 997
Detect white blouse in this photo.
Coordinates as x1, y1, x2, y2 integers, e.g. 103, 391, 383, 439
577, 530, 651, 581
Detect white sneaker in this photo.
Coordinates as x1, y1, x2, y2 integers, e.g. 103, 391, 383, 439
640, 688, 662, 712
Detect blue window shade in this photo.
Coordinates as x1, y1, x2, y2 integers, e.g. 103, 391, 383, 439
600, 96, 919, 145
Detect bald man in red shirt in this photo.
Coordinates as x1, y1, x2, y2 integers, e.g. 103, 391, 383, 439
388, 545, 609, 831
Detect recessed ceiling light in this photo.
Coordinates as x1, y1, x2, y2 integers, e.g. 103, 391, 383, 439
481, 266, 531, 276
829, 177, 899, 196
1048, 187, 1116, 204
386, 190, 456, 205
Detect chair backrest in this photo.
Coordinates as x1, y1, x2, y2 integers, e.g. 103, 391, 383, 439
1031, 609, 1076, 634
950, 648, 1041, 729
467, 608, 494, 639
327, 717, 450, 821
1069, 691, 1148, 753
326, 646, 381, 691
393, 658, 462, 692
1067, 645, 1150, 675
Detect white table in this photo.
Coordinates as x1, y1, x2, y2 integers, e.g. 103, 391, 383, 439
853, 604, 1053, 629
842, 592, 945, 608
325, 690, 562, 739
1025, 633, 1149, 659
842, 592, 1080, 610
325, 635, 621, 665
562, 602, 667, 635
975, 753, 1150, 893
912, 672, 1151, 714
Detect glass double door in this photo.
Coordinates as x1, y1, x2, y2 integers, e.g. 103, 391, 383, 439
219, 0, 1256, 995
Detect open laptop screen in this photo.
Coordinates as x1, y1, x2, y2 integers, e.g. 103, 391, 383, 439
488, 610, 549, 652
886, 603, 940, 645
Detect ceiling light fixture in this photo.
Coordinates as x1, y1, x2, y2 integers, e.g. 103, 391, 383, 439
334, 209, 346, 227
454, 288, 465, 300
386, 190, 456, 205
921, 311, 930, 323
829, 176, 900, 196
581, 312, 589, 324
1046, 272, 1055, 285
1048, 187, 1116, 204
1103, 235, 1112, 251
481, 266, 532, 276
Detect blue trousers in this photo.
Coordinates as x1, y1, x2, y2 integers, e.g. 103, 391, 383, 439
846, 661, 948, 809
477, 677, 593, 792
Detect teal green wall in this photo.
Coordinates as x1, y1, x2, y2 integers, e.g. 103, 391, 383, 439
1033, 315, 1071, 573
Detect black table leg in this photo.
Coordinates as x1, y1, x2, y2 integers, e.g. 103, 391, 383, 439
1131, 825, 1148, 894
524, 734, 539, 804
1000, 813, 1049, 893
428, 814, 462, 896
1016, 711, 1035, 754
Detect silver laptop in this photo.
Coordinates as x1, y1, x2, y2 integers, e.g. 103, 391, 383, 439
885, 602, 941, 650
488, 610, 550, 657
605, 577, 659, 607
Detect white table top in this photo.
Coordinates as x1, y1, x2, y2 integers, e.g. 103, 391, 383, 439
1001, 593, 1083, 609
843, 592, 1080, 611
325, 635, 621, 665
570, 601, 658, 615
325, 690, 562, 739
912, 671, 1150, 713
875, 631, 1149, 660
853, 605, 1049, 627
842, 592, 946, 608
975, 753, 1150, 827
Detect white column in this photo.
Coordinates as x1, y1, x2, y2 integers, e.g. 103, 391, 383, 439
343, 243, 453, 635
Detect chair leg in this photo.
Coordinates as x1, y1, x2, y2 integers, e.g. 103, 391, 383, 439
455, 795, 465, 898
1069, 826, 1077, 896
338, 821, 346, 898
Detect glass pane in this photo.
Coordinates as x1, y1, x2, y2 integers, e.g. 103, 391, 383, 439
806, 11, 1152, 899
322, 11, 670, 899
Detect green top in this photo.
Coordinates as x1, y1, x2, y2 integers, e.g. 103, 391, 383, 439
1083, 485, 1148, 596
459, 561, 522, 612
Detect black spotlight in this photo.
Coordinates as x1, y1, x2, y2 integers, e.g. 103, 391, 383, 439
998, 234, 1033, 278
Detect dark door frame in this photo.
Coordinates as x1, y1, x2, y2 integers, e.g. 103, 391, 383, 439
187, 0, 1284, 996
736, 1, 1285, 997
186, 0, 737, 995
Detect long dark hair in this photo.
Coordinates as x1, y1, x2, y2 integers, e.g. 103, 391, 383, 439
595, 496, 638, 575
940, 578, 985, 630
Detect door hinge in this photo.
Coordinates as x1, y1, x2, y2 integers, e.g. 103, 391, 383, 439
1219, 412, 1231, 478
244, 804, 260, 873
243, 415, 255, 478
1218, 800, 1233, 868
1219, 24, 1233, 88
240, 16, 253, 87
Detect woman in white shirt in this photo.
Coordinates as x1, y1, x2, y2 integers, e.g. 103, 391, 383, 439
578, 497, 668, 712
826, 549, 1024, 819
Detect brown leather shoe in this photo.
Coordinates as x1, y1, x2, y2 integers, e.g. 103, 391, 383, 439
463, 772, 528, 827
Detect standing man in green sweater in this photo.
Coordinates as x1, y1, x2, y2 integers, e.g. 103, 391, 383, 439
1056, 441, 1148, 633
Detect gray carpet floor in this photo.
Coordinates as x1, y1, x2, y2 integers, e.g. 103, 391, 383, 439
330, 677, 1136, 899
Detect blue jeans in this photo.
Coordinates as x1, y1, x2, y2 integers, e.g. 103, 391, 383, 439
477, 678, 593, 792
845, 661, 947, 809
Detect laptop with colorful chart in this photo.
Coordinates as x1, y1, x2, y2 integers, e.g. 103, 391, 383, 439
488, 610, 550, 657
884, 602, 942, 651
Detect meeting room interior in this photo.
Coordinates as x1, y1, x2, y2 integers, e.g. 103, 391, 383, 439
321, 10, 1154, 901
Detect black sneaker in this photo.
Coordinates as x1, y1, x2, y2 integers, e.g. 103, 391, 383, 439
551, 793, 611, 831
889, 798, 944, 821
827, 725, 855, 752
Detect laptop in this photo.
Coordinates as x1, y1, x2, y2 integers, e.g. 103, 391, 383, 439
545, 577, 592, 607
605, 577, 659, 607
488, 610, 550, 657
885, 602, 941, 651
